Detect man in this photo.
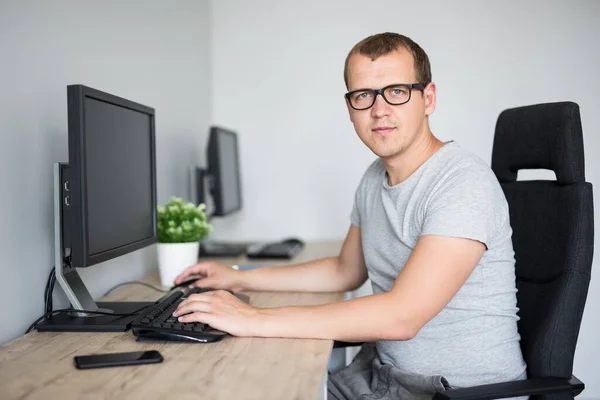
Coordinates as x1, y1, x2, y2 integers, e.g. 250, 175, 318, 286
173, 32, 527, 399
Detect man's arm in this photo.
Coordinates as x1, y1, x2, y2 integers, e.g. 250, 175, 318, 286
174, 234, 485, 341
253, 235, 485, 341
239, 225, 368, 293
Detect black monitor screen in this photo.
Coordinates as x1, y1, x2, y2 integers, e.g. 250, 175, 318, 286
208, 127, 242, 216
217, 132, 241, 213
84, 97, 154, 256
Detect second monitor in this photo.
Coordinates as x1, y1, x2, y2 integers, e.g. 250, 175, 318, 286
193, 126, 247, 257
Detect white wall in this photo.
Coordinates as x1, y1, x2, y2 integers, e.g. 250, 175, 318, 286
0, 0, 211, 344
210, 0, 600, 397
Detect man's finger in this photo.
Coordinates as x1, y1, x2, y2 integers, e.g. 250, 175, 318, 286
174, 300, 212, 317
176, 292, 216, 310
178, 312, 222, 328
178, 312, 210, 324
178, 293, 213, 309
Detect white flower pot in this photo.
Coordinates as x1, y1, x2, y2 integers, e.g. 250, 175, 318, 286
157, 242, 200, 288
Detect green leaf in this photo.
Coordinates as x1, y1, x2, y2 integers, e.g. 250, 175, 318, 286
156, 197, 213, 243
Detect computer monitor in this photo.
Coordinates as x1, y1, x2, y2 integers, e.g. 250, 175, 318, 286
195, 126, 242, 216
36, 85, 157, 332
193, 126, 246, 256
208, 126, 243, 216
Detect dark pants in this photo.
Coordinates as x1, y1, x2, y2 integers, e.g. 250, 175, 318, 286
327, 343, 450, 400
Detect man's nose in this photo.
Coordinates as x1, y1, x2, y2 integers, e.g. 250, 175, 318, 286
370, 93, 391, 118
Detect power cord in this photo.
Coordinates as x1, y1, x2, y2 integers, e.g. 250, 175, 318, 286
44, 267, 56, 315
44, 253, 70, 316
26, 304, 151, 335
103, 281, 169, 297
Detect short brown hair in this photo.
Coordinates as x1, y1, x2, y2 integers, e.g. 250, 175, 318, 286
343, 32, 432, 89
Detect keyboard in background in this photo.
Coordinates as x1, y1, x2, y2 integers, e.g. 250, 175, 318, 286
199, 241, 247, 257
131, 287, 249, 343
246, 237, 304, 259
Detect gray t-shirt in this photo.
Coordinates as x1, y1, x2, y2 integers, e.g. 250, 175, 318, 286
351, 141, 527, 388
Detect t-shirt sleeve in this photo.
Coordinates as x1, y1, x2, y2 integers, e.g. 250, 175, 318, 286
421, 164, 507, 248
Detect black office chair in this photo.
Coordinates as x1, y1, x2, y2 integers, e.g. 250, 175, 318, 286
433, 101, 594, 399
335, 102, 594, 400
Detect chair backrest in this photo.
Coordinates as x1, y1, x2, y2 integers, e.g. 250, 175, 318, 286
491, 102, 594, 384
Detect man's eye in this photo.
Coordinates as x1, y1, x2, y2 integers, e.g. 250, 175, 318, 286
354, 91, 372, 101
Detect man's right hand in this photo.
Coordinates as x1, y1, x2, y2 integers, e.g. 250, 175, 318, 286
174, 261, 245, 291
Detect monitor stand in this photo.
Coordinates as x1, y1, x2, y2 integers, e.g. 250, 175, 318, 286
34, 301, 153, 332
35, 163, 154, 333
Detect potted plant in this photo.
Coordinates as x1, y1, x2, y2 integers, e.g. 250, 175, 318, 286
156, 197, 212, 287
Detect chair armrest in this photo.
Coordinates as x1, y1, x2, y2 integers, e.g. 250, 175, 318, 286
333, 340, 365, 348
432, 375, 583, 400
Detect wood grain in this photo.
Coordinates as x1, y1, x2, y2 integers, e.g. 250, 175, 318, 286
0, 242, 343, 400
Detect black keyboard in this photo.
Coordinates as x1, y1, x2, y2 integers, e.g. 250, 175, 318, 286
131, 287, 242, 343
199, 242, 247, 257
246, 241, 303, 259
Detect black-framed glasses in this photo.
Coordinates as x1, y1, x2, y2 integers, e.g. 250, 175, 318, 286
345, 83, 425, 110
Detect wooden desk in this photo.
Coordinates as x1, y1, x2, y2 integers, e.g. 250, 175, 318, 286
0, 241, 344, 400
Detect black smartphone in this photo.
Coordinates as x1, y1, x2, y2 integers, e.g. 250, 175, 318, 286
74, 350, 163, 369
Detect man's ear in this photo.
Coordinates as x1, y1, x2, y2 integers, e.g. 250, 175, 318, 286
423, 82, 436, 116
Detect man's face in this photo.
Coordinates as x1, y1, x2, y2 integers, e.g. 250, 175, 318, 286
345, 48, 435, 159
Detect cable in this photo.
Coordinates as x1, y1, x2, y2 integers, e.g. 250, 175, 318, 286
103, 281, 169, 297
44, 267, 56, 315
26, 304, 151, 335
44, 253, 73, 315
44, 268, 52, 314
48, 269, 55, 314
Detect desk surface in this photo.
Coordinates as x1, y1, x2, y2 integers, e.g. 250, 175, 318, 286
0, 241, 343, 400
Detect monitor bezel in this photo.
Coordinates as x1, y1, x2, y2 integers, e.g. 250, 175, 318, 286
67, 84, 157, 268
207, 126, 243, 216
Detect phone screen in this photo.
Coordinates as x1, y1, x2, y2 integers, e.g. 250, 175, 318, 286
74, 350, 163, 369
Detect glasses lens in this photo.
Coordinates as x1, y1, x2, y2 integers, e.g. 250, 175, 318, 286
383, 85, 411, 105
350, 90, 374, 110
